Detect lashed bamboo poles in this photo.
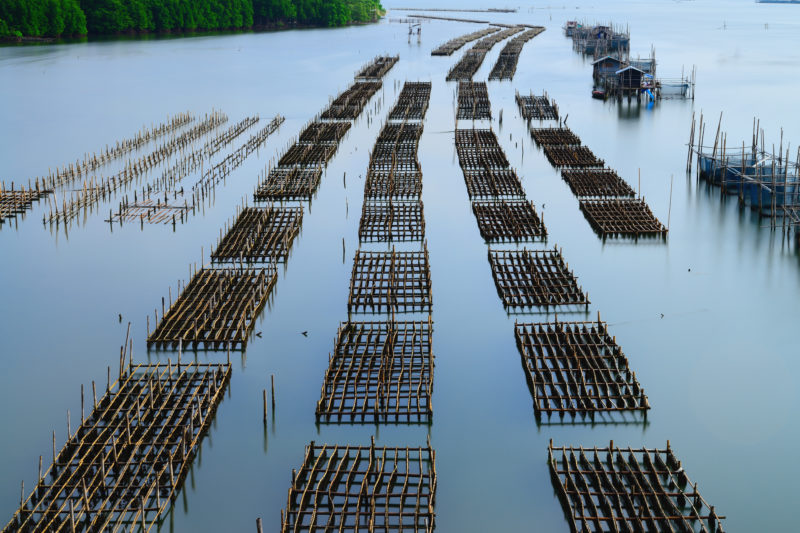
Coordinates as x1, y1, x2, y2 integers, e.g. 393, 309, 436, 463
488, 27, 545, 80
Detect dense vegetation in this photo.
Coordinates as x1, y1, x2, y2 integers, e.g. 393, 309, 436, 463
0, 0, 382, 39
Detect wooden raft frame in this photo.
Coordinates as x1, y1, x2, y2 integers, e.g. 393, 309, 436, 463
548, 441, 724, 533
347, 247, 433, 314
515, 92, 559, 121
4, 362, 231, 533
530, 127, 582, 147
253, 166, 323, 200
281, 440, 437, 532
515, 318, 649, 417
561, 168, 636, 198
457, 81, 491, 120
541, 145, 604, 168
316, 319, 434, 423
359, 200, 426, 242
455, 129, 510, 170
463, 169, 525, 199
579, 198, 668, 238
389, 82, 432, 122
471, 200, 546, 241
211, 205, 303, 263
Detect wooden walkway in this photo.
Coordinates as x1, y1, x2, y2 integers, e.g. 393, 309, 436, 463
3, 362, 230, 533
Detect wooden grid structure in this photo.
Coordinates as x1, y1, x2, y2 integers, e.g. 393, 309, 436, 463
281, 441, 437, 532
455, 129, 510, 170
579, 199, 668, 238
347, 247, 432, 314
321, 82, 383, 120
514, 319, 649, 416
0, 186, 50, 224
389, 82, 432, 122
3, 362, 231, 533
541, 145, 604, 168
515, 92, 559, 121
355, 55, 399, 80
211, 206, 303, 263
530, 127, 582, 147
364, 169, 423, 200
488, 27, 545, 81
457, 81, 491, 120
298, 121, 352, 144
109, 195, 192, 225
471, 200, 546, 241
431, 27, 499, 55
463, 169, 525, 199
561, 168, 636, 198
548, 441, 725, 533
316, 319, 433, 422
488, 248, 589, 309
359, 200, 425, 242
446, 50, 488, 82
279, 142, 338, 167
147, 267, 277, 350
253, 166, 323, 200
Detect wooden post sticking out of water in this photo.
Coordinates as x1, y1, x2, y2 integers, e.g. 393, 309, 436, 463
256, 518, 263, 533
271, 375, 275, 410
263, 389, 267, 423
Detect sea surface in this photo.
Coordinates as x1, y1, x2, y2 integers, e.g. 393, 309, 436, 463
1, 0, 799, 530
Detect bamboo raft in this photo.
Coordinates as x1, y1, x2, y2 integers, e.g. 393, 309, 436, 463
364, 168, 423, 199
147, 266, 277, 350
579, 198, 667, 238
455, 129, 510, 170
488, 247, 589, 309
359, 200, 425, 242
211, 205, 303, 263
471, 200, 546, 241
457, 81, 491, 121
316, 319, 434, 423
446, 27, 525, 81
561, 168, 636, 198
320, 82, 383, 120
354, 55, 399, 80
548, 441, 724, 533
109, 191, 195, 226
297, 121, 352, 144
431, 27, 500, 56
0, 183, 51, 225
488, 27, 545, 81
515, 318, 649, 417
530, 127, 581, 147
347, 247, 433, 314
541, 145, 604, 168
463, 169, 525, 198
388, 82, 432, 122
3, 361, 230, 533
515, 92, 559, 121
281, 440, 437, 532
253, 166, 323, 200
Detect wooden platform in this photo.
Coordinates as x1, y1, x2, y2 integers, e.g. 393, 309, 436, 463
389, 82, 432, 122
211, 206, 303, 263
281, 441, 436, 532
4, 362, 230, 533
515, 319, 649, 417
530, 127, 581, 146
355, 55, 399, 80
147, 267, 277, 350
471, 200, 546, 241
457, 81, 491, 120
488, 248, 589, 309
253, 166, 323, 200
541, 144, 604, 168
316, 319, 433, 422
561, 168, 636, 198
359, 200, 425, 242
515, 92, 559, 120
463, 169, 525, 199
548, 441, 725, 533
579, 198, 667, 238
348, 247, 432, 314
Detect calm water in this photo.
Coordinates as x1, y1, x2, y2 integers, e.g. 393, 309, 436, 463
2, 0, 799, 531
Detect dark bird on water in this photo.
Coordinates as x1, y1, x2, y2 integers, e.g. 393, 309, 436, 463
660, 313, 665, 319
255, 331, 262, 338
118, 314, 122, 323
301, 331, 308, 337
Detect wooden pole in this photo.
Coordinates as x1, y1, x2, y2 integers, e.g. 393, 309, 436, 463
667, 174, 674, 232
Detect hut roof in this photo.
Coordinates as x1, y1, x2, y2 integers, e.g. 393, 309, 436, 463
591, 56, 623, 65
615, 66, 646, 75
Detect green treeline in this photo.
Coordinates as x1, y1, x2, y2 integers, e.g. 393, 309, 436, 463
0, 0, 383, 39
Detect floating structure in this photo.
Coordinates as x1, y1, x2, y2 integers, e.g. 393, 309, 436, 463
320, 82, 383, 120
488, 27, 545, 81
471, 200, 546, 241
347, 247, 433, 314
488, 248, 589, 309
253, 166, 322, 200
203, 115, 260, 156
548, 440, 724, 532
569, 23, 630, 57
579, 198, 667, 238
0, 183, 50, 225
530, 127, 581, 147
515, 318, 648, 418
147, 266, 277, 350
455, 129, 510, 169
457, 81, 491, 120
515, 91, 559, 121
3, 361, 230, 533
109, 191, 194, 226
542, 145, 604, 168
561, 168, 635, 198
316, 319, 434, 422
280, 440, 437, 532
388, 82, 432, 121
211, 205, 303, 263
431, 27, 499, 56
463, 168, 525, 199
446, 26, 524, 81
354, 55, 399, 80
359, 200, 426, 242
365, 168, 422, 199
